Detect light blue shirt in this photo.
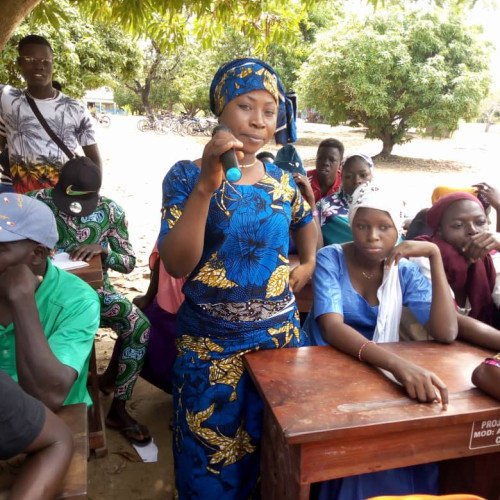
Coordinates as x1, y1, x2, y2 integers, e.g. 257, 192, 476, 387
305, 244, 432, 345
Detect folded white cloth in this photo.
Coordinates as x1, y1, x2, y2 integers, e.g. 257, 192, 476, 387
374, 263, 402, 343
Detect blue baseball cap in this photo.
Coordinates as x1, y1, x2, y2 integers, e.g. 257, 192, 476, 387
274, 144, 306, 175
0, 193, 58, 249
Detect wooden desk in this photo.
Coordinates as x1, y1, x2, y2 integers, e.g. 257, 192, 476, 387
244, 341, 500, 500
0, 403, 88, 499
66, 254, 104, 289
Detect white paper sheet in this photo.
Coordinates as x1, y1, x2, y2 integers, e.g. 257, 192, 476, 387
51, 252, 90, 271
132, 438, 158, 463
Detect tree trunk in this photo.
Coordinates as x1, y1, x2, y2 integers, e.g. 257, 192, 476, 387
0, 0, 42, 50
141, 90, 151, 115
379, 133, 394, 157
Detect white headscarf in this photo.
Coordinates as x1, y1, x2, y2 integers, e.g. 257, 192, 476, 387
341, 152, 375, 170
348, 182, 404, 343
348, 183, 403, 235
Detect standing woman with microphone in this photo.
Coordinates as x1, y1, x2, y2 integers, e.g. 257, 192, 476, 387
159, 58, 317, 499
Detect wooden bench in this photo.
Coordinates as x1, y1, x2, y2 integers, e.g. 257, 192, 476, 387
87, 343, 107, 458
0, 403, 88, 499
67, 255, 107, 458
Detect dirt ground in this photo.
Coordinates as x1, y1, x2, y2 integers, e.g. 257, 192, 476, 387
87, 117, 499, 499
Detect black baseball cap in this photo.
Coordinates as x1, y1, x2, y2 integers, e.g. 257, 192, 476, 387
53, 157, 101, 217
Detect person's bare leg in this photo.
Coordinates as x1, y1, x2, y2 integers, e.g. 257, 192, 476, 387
98, 343, 120, 395
10, 408, 74, 500
106, 398, 151, 445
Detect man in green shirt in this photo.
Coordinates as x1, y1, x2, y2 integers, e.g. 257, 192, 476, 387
0, 193, 100, 409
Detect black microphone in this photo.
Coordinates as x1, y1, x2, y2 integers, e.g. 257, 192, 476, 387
212, 125, 242, 182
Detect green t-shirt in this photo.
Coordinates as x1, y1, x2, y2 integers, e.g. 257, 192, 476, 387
0, 259, 100, 406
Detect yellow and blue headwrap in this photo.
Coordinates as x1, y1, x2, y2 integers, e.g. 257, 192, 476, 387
209, 58, 297, 145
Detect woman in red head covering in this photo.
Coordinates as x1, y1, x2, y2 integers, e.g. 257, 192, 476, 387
412, 191, 500, 343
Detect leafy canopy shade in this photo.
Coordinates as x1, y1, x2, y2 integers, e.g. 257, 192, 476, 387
1, 0, 313, 52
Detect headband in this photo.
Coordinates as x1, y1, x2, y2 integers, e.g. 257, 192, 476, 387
209, 58, 297, 145
349, 183, 403, 234
342, 153, 374, 170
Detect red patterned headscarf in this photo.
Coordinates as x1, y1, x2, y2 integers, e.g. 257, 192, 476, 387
418, 191, 496, 325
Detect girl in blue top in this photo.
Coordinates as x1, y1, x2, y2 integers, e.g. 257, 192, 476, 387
306, 182, 458, 500
319, 152, 374, 245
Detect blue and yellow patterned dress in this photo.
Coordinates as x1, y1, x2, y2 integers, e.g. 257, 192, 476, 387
159, 160, 312, 499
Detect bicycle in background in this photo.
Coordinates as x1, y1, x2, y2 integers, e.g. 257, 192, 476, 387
91, 111, 111, 128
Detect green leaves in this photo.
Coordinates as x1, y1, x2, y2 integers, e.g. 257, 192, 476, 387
74, 0, 309, 53
298, 7, 491, 155
1, 0, 142, 98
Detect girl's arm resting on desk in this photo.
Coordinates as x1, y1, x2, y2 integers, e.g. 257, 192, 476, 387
386, 240, 457, 343
290, 221, 316, 294
425, 244, 458, 343
457, 314, 500, 351
318, 312, 448, 409
472, 359, 500, 401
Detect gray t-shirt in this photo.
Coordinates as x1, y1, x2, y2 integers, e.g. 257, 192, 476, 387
0, 369, 45, 459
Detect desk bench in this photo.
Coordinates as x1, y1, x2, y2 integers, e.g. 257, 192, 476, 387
0, 403, 88, 499
66, 256, 107, 458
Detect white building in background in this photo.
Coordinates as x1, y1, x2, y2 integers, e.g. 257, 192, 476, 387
83, 86, 123, 114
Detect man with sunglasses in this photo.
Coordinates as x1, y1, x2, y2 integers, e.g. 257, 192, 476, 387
0, 35, 102, 194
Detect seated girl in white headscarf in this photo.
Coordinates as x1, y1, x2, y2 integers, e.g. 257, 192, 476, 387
304, 182, 458, 500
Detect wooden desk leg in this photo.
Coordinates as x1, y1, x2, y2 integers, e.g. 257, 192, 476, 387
261, 407, 310, 500
440, 452, 500, 499
58, 403, 88, 500
87, 343, 108, 458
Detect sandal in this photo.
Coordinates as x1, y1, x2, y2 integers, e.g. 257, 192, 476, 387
105, 417, 152, 446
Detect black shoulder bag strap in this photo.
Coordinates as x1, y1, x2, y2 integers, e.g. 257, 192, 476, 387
25, 93, 75, 160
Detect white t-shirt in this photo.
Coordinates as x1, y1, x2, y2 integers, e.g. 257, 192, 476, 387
0, 85, 96, 193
